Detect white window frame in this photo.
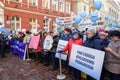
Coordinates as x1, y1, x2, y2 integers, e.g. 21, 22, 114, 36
43, 19, 49, 32
66, 1, 70, 14
29, 18, 37, 31
59, 0, 65, 13
28, 0, 38, 6
42, 0, 50, 9
12, 0, 22, 2
11, 16, 21, 31
52, 0, 58, 11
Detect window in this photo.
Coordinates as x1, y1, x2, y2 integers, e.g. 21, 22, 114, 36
66, 2, 70, 14
109, 8, 111, 15
0, 7, 4, 27
52, 0, 58, 11
83, 5, 86, 11
12, 0, 22, 2
28, 0, 38, 6
88, 0, 94, 4
42, 0, 50, 9
43, 19, 49, 31
29, 18, 37, 31
11, 16, 21, 30
59, 0, 65, 13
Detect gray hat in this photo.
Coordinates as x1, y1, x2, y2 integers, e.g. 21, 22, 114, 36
87, 28, 96, 34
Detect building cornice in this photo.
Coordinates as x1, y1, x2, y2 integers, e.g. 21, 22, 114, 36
4, 6, 61, 18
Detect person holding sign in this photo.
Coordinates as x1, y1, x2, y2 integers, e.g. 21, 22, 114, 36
42, 32, 53, 66
104, 30, 120, 80
83, 28, 102, 80
58, 31, 83, 80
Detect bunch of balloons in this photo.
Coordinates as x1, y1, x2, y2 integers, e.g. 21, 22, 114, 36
55, 0, 103, 25
0, 26, 9, 36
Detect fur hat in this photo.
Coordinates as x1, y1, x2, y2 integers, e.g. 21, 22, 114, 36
109, 30, 120, 37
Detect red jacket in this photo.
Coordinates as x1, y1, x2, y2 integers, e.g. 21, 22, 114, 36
62, 38, 83, 61
35, 36, 42, 52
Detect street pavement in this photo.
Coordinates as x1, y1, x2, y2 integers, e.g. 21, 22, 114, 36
0, 53, 72, 80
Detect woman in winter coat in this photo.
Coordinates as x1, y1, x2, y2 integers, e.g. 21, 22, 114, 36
38, 32, 48, 65
98, 31, 110, 80
104, 30, 120, 80
58, 31, 83, 80
60, 28, 72, 41
99, 31, 110, 51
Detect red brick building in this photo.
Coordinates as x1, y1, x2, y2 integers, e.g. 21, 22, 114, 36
0, 0, 72, 32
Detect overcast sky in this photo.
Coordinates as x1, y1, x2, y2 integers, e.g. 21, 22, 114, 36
114, 0, 119, 1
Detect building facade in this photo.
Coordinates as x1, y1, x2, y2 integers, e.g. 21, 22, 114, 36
72, 0, 120, 29
0, 0, 72, 32
104, 0, 120, 25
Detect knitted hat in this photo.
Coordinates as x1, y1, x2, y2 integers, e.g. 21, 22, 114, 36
87, 28, 96, 34
72, 31, 80, 35
64, 28, 72, 33
99, 31, 105, 35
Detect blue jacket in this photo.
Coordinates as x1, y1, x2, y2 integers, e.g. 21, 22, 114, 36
83, 35, 102, 50
60, 34, 72, 41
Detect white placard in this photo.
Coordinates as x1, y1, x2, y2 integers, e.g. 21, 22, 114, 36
69, 44, 105, 80
43, 35, 53, 50
55, 40, 68, 61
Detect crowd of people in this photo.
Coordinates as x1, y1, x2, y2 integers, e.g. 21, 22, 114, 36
0, 27, 120, 80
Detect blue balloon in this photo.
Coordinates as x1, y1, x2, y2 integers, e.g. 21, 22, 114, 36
74, 15, 82, 24
12, 31, 16, 34
80, 12, 87, 18
0, 27, 9, 37
109, 21, 113, 27
90, 12, 98, 22
118, 23, 120, 28
109, 21, 116, 27
94, 0, 102, 10
113, 22, 116, 27
55, 19, 60, 25
105, 15, 109, 20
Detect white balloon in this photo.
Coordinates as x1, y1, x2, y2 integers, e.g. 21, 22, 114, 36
48, 18, 52, 22
6, 20, 11, 25
44, 16, 47, 20
22, 29, 26, 32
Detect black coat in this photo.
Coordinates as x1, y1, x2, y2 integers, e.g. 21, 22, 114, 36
100, 38, 110, 51
51, 35, 60, 51
0, 34, 7, 45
